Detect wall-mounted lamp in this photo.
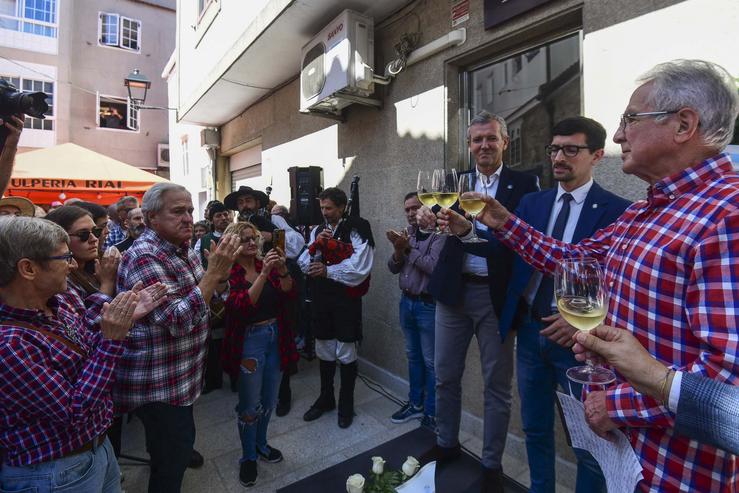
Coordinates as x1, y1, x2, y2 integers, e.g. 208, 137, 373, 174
124, 69, 151, 107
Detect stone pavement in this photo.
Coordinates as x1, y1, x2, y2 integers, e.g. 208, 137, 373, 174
119, 359, 575, 492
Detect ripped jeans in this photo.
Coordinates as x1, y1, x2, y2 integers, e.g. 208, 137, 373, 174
236, 320, 282, 463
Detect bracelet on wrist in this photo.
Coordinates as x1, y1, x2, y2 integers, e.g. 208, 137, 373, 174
659, 368, 673, 405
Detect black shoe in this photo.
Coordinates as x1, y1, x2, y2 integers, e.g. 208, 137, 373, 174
338, 412, 354, 428
303, 399, 335, 421
239, 460, 257, 487
303, 396, 336, 421
481, 466, 504, 493
420, 415, 437, 433
257, 445, 283, 463
275, 398, 291, 417
188, 449, 204, 469
418, 444, 461, 466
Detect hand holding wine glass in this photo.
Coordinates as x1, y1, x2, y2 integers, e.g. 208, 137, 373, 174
432, 168, 458, 235
555, 257, 615, 385
417, 170, 437, 234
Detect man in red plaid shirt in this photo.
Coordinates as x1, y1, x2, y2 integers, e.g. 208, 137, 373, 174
439, 59, 739, 492
115, 183, 241, 493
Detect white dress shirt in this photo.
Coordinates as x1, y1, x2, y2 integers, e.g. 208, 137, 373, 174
523, 179, 594, 309
461, 165, 503, 276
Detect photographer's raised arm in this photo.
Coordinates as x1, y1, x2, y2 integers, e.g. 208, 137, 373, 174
0, 116, 23, 197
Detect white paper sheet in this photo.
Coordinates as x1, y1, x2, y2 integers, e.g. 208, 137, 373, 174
556, 391, 643, 493
395, 461, 436, 493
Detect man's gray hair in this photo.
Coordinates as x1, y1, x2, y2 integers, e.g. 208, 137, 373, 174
467, 111, 508, 139
127, 207, 142, 221
0, 217, 69, 287
638, 59, 739, 150
141, 183, 190, 226
117, 195, 139, 208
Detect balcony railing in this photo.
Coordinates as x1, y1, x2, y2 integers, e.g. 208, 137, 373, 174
0, 13, 57, 38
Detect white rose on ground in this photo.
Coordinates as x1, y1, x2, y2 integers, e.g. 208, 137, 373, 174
402, 456, 420, 477
346, 473, 365, 493
371, 456, 386, 475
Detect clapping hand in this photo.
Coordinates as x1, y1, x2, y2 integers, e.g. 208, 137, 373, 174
130, 281, 168, 321
205, 234, 242, 278
100, 290, 138, 341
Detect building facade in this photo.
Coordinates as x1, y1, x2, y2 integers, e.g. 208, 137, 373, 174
0, 0, 175, 174
167, 0, 739, 486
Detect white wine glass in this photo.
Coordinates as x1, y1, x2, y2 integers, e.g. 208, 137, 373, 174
555, 257, 616, 386
416, 170, 438, 234
432, 168, 458, 235
458, 174, 487, 243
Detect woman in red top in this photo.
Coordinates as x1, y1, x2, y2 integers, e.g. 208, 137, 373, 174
221, 222, 298, 488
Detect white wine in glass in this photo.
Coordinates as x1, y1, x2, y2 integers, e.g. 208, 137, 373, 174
432, 168, 458, 235
555, 258, 615, 385
417, 170, 437, 234
459, 173, 487, 243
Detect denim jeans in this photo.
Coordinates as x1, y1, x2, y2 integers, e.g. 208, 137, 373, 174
135, 402, 195, 493
516, 310, 606, 493
236, 321, 283, 462
399, 294, 436, 416
0, 437, 121, 493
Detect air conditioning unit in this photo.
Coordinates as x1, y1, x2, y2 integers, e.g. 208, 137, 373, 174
157, 143, 170, 168
299, 9, 375, 115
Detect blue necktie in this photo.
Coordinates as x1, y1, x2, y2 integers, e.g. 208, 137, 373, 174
533, 193, 573, 317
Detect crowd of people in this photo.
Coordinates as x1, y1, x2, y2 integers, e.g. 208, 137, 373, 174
0, 57, 737, 493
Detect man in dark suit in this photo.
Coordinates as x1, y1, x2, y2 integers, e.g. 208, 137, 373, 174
499, 117, 630, 493
420, 111, 538, 493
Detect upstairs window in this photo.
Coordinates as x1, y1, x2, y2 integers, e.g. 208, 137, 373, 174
97, 93, 139, 131
98, 12, 141, 52
0, 0, 57, 37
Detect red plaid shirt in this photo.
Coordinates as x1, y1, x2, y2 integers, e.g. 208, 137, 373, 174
114, 229, 209, 412
0, 294, 124, 466
497, 153, 739, 492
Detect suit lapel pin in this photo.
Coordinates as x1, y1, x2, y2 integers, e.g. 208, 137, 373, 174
592, 204, 598, 209
507, 184, 513, 190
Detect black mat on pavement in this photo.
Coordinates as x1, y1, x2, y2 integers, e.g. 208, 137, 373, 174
277, 426, 527, 493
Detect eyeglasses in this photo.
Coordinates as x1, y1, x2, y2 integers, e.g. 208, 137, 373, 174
69, 227, 104, 242
240, 237, 257, 244
619, 110, 678, 130
42, 251, 75, 264
545, 144, 591, 157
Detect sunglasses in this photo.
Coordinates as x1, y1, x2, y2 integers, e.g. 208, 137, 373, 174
69, 227, 104, 242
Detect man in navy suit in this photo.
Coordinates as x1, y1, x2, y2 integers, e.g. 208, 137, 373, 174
499, 117, 630, 493
420, 111, 539, 493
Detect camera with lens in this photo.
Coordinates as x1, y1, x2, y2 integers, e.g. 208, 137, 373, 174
0, 78, 49, 150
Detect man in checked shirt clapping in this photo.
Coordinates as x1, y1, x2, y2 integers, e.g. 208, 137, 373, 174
440, 59, 739, 492
115, 183, 242, 493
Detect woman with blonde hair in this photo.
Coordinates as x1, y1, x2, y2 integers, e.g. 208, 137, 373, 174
221, 222, 298, 488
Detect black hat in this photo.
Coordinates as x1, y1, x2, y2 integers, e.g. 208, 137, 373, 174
223, 186, 269, 211
207, 201, 228, 220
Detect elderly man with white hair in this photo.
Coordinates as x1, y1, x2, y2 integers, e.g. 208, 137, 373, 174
441, 59, 739, 492
114, 183, 241, 493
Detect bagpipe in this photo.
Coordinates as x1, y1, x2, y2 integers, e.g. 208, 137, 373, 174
308, 176, 373, 297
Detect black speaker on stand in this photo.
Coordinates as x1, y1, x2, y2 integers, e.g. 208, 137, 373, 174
288, 166, 323, 227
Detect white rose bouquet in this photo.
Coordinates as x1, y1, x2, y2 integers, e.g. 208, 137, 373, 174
346, 456, 421, 493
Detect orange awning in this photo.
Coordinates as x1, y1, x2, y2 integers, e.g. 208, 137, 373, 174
5, 143, 168, 205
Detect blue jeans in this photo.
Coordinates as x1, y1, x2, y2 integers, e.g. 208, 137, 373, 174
399, 294, 436, 416
236, 321, 283, 462
0, 437, 121, 493
516, 310, 606, 493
